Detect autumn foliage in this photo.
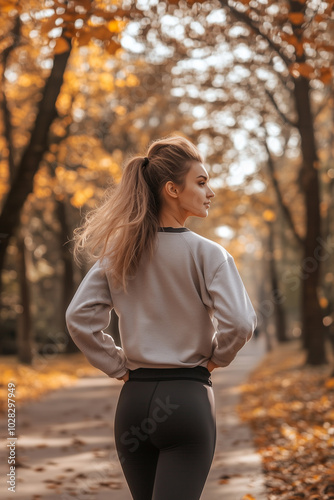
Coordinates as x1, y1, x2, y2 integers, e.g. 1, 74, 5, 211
239, 342, 334, 499
0, 353, 99, 413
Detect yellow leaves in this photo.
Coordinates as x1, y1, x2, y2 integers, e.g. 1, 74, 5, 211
70, 186, 95, 207
0, 160, 9, 199
17, 74, 44, 88
242, 495, 256, 500
53, 37, 70, 55
263, 209, 276, 222
33, 166, 55, 200
126, 74, 139, 87
107, 19, 127, 34
114, 105, 127, 116
55, 165, 77, 184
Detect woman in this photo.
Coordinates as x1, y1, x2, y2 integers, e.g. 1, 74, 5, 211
66, 135, 257, 500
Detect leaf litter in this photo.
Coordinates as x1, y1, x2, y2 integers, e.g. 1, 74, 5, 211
238, 341, 334, 500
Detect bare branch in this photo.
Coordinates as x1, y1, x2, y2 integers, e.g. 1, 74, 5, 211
264, 140, 304, 247
265, 89, 298, 127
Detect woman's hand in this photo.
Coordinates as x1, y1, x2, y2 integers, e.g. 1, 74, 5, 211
207, 360, 219, 373
117, 371, 129, 382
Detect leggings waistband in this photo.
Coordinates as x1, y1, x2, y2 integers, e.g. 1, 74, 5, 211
128, 366, 212, 386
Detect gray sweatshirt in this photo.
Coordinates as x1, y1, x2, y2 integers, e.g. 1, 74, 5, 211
65, 227, 257, 378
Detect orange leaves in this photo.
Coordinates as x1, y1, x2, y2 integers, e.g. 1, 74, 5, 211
288, 12, 305, 26
325, 378, 334, 390
53, 37, 70, 55
90, 25, 115, 41
288, 62, 332, 84
239, 342, 334, 499
0, 354, 99, 413
34, 5, 139, 55
167, 0, 207, 4
70, 186, 95, 208
106, 39, 122, 56
318, 67, 332, 85
40, 14, 59, 35
0, 0, 21, 13
289, 62, 314, 79
280, 33, 298, 46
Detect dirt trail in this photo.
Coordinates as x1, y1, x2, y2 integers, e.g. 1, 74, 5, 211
0, 337, 267, 500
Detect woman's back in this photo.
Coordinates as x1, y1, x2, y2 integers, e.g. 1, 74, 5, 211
66, 226, 255, 376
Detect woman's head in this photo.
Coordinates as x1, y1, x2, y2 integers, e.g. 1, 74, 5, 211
73, 135, 212, 290
121, 135, 205, 219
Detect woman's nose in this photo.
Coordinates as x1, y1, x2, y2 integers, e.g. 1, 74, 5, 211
207, 186, 215, 198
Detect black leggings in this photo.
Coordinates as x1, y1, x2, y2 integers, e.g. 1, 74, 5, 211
114, 367, 216, 500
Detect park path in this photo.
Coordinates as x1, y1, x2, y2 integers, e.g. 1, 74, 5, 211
0, 337, 267, 500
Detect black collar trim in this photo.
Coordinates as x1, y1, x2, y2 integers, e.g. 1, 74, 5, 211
158, 227, 190, 233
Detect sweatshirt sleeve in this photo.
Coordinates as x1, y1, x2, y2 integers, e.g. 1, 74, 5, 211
65, 261, 127, 378
208, 255, 257, 367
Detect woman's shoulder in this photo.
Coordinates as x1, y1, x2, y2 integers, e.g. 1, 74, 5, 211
182, 230, 231, 266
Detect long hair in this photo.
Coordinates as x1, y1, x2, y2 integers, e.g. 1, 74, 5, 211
73, 135, 203, 290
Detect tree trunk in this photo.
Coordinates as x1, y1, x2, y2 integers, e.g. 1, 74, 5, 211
267, 221, 288, 342
293, 77, 327, 365
0, 46, 72, 286
16, 235, 33, 364
55, 199, 77, 353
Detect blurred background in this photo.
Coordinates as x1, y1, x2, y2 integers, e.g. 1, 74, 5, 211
0, 0, 333, 369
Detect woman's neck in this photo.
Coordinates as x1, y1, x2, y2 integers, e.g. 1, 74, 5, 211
159, 215, 185, 228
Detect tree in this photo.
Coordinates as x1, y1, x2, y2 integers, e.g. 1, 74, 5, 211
217, 0, 334, 364
0, 0, 139, 284
0, 0, 141, 360
159, 0, 333, 364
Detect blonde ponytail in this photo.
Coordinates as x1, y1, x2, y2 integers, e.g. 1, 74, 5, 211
73, 135, 203, 290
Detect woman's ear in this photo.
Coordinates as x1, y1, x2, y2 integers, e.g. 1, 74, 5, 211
164, 181, 179, 199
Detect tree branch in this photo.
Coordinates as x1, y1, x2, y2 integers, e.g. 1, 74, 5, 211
265, 89, 298, 127
1, 16, 21, 181
218, 0, 293, 68
264, 139, 304, 247
0, 43, 72, 277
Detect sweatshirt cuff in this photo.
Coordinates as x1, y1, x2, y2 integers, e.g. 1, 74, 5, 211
111, 366, 128, 378
210, 354, 233, 368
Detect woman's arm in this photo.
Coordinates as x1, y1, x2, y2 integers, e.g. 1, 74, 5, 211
208, 255, 257, 368
65, 261, 128, 379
